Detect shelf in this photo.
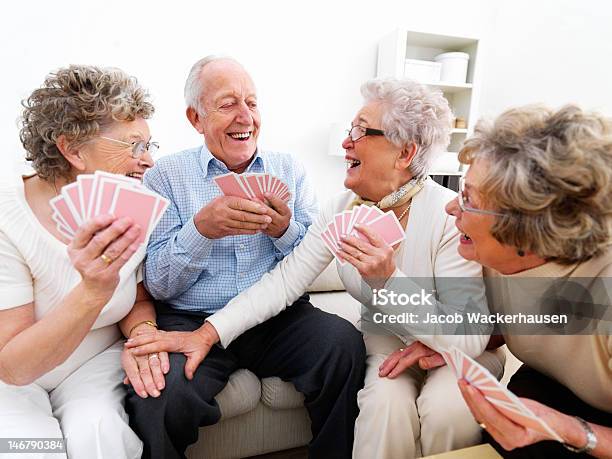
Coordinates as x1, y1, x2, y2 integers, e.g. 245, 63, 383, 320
430, 171, 463, 176
419, 81, 473, 93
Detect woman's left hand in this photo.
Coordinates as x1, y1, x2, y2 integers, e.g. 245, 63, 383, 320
337, 224, 396, 288
121, 344, 169, 399
378, 341, 446, 378
458, 379, 576, 450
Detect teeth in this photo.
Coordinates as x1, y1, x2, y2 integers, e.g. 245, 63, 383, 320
464, 233, 472, 240
345, 159, 361, 168
229, 132, 250, 139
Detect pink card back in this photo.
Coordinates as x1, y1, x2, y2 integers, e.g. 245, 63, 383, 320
109, 187, 158, 245
213, 174, 251, 200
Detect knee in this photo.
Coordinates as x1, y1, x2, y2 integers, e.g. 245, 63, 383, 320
127, 355, 220, 429
318, 315, 366, 365
418, 395, 479, 440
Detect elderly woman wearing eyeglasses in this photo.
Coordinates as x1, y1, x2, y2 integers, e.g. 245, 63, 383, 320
0, 65, 164, 458
126, 77, 502, 458
441, 105, 612, 458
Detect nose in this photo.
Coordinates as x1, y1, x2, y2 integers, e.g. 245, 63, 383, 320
139, 149, 154, 169
445, 195, 461, 217
235, 101, 253, 125
341, 134, 353, 150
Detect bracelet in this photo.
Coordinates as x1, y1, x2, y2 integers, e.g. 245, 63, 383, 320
129, 320, 158, 337
563, 416, 597, 454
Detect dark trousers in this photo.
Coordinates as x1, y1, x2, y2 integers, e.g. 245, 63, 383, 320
484, 365, 612, 458
126, 297, 366, 459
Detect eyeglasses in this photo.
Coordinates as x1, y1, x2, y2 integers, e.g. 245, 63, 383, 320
346, 124, 385, 142
458, 176, 506, 217
99, 136, 160, 159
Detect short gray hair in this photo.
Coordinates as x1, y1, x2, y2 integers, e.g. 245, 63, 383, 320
184, 54, 231, 114
360, 78, 453, 178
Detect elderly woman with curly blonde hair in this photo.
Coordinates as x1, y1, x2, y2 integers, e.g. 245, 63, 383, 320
0, 65, 164, 458
443, 105, 612, 457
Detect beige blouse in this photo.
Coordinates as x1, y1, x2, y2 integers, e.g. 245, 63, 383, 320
485, 248, 612, 412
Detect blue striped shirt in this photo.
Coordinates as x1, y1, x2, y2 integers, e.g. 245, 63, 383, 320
142, 145, 317, 314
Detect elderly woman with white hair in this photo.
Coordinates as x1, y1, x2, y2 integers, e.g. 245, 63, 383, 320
127, 78, 501, 457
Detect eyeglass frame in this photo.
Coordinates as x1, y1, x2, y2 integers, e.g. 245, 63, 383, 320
99, 136, 160, 159
458, 176, 506, 217
346, 124, 385, 142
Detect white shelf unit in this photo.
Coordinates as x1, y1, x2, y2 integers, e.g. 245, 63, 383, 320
377, 29, 483, 177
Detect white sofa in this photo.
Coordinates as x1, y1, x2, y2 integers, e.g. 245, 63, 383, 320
186, 263, 359, 459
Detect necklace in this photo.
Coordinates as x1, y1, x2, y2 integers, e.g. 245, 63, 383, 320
397, 203, 411, 221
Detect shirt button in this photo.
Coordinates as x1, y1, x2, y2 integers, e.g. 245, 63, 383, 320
239, 244, 246, 249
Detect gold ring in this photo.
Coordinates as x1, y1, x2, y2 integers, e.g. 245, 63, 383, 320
399, 348, 405, 352
148, 353, 159, 360
100, 253, 113, 265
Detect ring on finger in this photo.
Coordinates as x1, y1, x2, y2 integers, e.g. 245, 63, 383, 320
148, 353, 159, 360
100, 253, 113, 265
478, 422, 487, 430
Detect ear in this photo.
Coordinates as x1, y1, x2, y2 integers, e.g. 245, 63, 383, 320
396, 142, 418, 170
56, 135, 87, 171
186, 107, 205, 134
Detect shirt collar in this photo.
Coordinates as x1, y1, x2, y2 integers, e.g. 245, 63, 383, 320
199, 144, 265, 178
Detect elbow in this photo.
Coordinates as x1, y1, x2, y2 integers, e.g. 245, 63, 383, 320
0, 362, 33, 387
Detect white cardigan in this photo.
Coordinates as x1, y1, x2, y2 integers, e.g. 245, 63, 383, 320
207, 179, 490, 357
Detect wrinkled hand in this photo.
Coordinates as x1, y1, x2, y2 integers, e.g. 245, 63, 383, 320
121, 344, 169, 399
194, 196, 272, 239
458, 379, 575, 450
68, 215, 141, 300
378, 341, 445, 378
337, 224, 396, 288
124, 323, 219, 380
260, 192, 292, 238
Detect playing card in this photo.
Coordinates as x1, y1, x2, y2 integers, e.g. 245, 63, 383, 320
341, 211, 353, 237
61, 182, 84, 224
50, 195, 79, 234
109, 186, 160, 245
91, 173, 140, 217
77, 175, 95, 220
51, 212, 75, 239
334, 213, 345, 238
245, 175, 265, 200
256, 174, 267, 195
321, 229, 345, 265
237, 175, 256, 199
355, 211, 405, 246
445, 346, 563, 442
213, 173, 251, 200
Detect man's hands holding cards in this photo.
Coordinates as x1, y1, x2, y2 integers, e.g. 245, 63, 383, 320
208, 172, 293, 239
194, 196, 272, 239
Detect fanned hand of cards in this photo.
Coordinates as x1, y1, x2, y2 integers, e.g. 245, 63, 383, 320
441, 346, 563, 442
49, 171, 169, 245
213, 172, 290, 202
321, 204, 405, 265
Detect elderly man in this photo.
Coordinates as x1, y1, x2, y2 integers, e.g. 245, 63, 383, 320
125, 56, 365, 459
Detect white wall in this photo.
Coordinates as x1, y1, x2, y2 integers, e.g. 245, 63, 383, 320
1, 0, 610, 200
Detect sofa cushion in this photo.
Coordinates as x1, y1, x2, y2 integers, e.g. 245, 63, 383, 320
307, 262, 344, 292
260, 377, 305, 410
215, 369, 261, 419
